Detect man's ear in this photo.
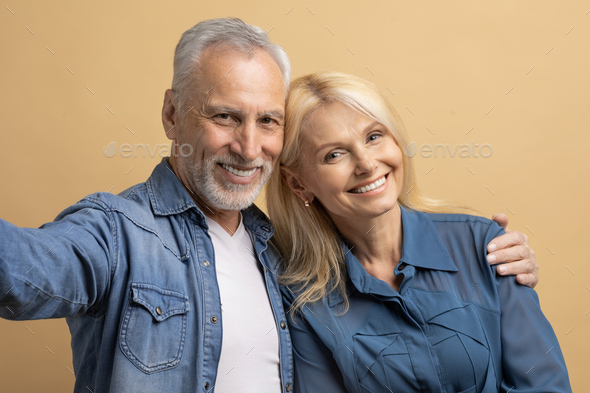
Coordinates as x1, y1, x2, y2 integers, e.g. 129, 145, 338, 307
162, 89, 179, 140
280, 165, 314, 203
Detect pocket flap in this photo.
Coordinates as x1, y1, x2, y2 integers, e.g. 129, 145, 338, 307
428, 305, 487, 346
131, 283, 190, 322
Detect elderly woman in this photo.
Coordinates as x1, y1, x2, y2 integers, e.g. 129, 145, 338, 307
266, 71, 570, 393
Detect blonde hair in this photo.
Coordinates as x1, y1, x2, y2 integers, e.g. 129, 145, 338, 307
266, 71, 471, 315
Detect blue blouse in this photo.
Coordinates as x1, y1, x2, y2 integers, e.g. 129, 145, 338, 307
281, 208, 570, 393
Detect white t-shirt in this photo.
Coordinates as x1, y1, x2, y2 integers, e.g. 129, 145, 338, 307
205, 215, 281, 392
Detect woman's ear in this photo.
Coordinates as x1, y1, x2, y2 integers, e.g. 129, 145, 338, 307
280, 165, 314, 203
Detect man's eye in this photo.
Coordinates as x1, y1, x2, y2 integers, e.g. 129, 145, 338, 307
216, 114, 231, 120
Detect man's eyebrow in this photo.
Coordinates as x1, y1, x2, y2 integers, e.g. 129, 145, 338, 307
261, 110, 284, 120
206, 106, 243, 116
204, 106, 284, 120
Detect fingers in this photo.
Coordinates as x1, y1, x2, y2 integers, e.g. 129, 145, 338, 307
494, 260, 538, 288
487, 245, 535, 266
487, 231, 528, 253
516, 273, 538, 289
491, 213, 509, 230
488, 229, 539, 288
494, 269, 538, 289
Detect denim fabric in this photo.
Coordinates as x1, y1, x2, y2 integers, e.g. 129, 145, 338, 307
282, 208, 571, 393
0, 158, 293, 393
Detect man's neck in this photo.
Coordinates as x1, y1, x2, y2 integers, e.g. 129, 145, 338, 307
204, 208, 241, 236
169, 157, 241, 236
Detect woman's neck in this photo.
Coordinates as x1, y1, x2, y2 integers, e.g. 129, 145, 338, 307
332, 203, 404, 282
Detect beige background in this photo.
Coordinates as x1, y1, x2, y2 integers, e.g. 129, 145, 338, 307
1, 0, 588, 391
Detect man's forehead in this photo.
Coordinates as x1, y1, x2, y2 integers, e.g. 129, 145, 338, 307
188, 45, 286, 116
198, 45, 280, 82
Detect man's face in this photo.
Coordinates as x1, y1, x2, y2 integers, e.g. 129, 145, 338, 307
166, 46, 286, 211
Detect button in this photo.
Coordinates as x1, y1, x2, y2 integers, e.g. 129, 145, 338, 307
286, 383, 292, 392
280, 322, 286, 330
204, 382, 210, 390
155, 307, 162, 315
204, 260, 210, 267
211, 316, 218, 324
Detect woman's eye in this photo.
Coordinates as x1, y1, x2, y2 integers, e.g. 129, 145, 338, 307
368, 133, 381, 142
325, 152, 341, 161
261, 117, 274, 125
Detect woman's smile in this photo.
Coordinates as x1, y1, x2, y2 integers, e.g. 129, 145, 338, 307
348, 173, 389, 195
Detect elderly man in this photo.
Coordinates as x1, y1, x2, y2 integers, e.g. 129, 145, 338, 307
0, 18, 538, 393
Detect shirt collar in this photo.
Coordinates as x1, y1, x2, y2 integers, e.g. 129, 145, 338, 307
146, 158, 201, 218
398, 206, 457, 272
340, 206, 457, 300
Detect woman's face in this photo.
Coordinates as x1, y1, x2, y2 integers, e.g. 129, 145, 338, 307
292, 101, 404, 221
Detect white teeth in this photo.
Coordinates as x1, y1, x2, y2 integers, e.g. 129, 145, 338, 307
351, 176, 386, 194
222, 164, 257, 177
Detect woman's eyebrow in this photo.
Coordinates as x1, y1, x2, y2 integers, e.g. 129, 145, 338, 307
363, 121, 383, 132
314, 140, 341, 153
311, 121, 383, 152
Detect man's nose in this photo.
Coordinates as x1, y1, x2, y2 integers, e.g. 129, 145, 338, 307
230, 120, 261, 162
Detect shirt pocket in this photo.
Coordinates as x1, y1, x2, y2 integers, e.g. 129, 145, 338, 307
119, 283, 190, 374
427, 303, 491, 393
353, 332, 421, 393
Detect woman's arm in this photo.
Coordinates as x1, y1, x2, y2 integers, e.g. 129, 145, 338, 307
497, 276, 571, 392
485, 224, 571, 392
282, 290, 348, 393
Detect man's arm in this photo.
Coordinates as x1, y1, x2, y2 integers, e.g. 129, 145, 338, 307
0, 198, 114, 320
488, 213, 539, 288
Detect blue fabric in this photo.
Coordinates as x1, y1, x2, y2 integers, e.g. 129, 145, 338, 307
0, 158, 293, 393
282, 208, 571, 393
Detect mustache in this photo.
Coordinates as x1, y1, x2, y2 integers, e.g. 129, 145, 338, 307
211, 154, 272, 170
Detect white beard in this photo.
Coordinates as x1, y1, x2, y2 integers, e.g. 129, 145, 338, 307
176, 147, 273, 211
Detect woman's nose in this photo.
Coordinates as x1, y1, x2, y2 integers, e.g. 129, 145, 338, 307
354, 149, 378, 176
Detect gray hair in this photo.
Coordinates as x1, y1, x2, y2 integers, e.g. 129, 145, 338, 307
172, 18, 291, 112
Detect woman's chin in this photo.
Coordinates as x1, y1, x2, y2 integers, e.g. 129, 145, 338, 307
349, 201, 399, 221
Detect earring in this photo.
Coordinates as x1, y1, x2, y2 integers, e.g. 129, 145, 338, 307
304, 200, 310, 207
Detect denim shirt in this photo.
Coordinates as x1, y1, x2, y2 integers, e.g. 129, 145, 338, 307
282, 208, 570, 393
0, 158, 294, 393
